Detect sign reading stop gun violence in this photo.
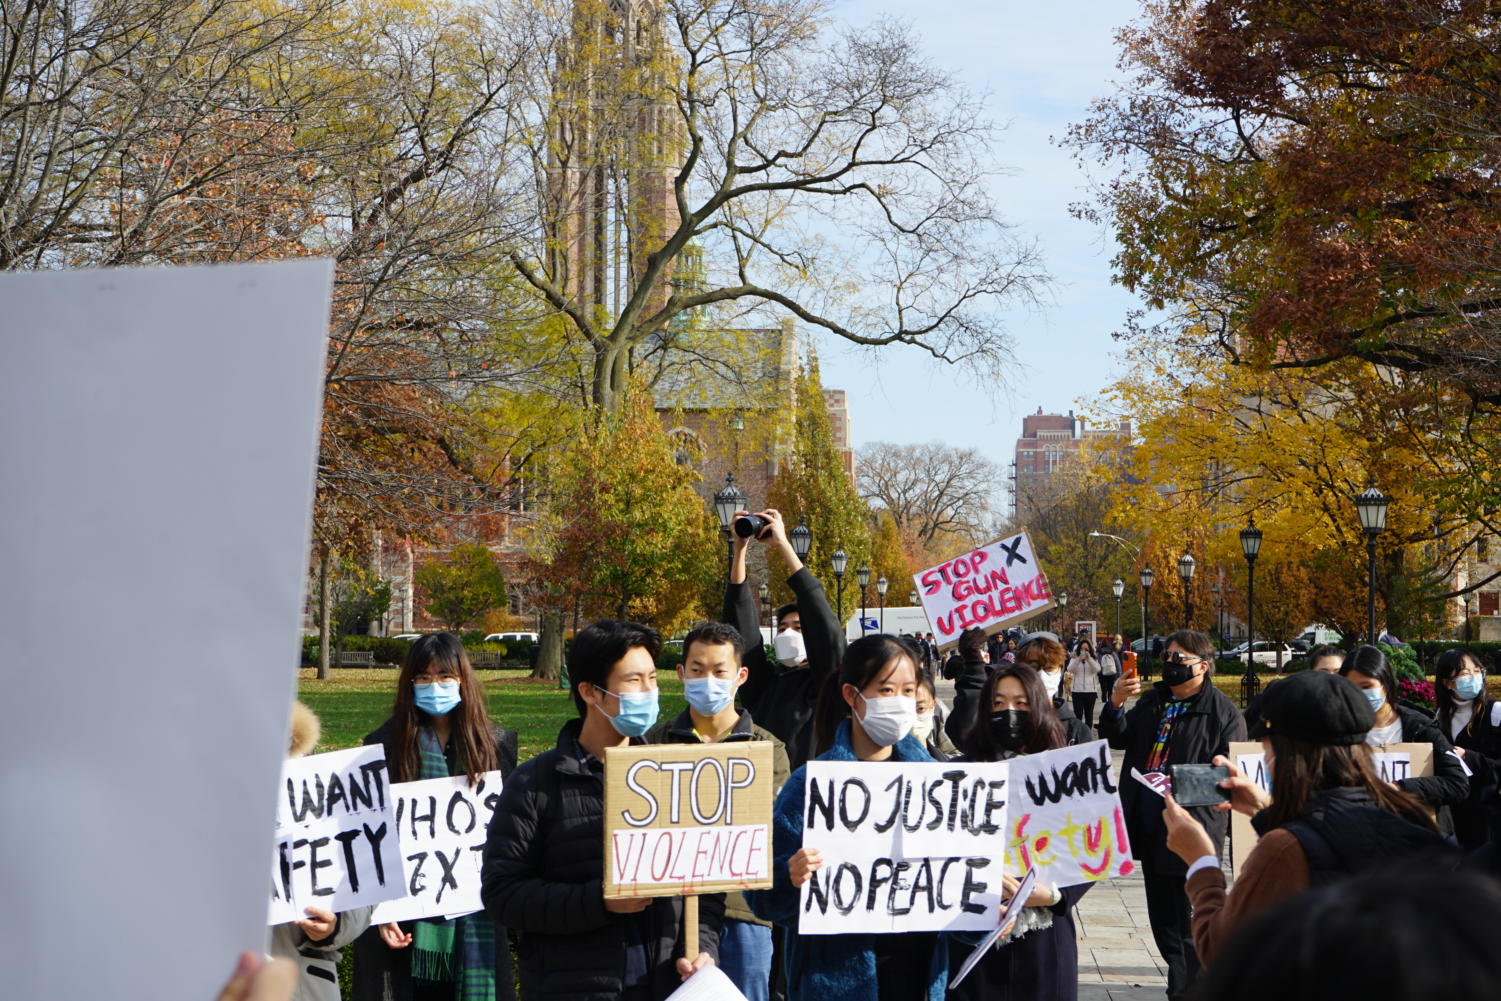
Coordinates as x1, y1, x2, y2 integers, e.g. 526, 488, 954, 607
270, 745, 405, 921
915, 531, 1053, 650
799, 761, 1010, 935
371, 771, 506, 923
1227, 741, 1434, 875
604, 742, 774, 898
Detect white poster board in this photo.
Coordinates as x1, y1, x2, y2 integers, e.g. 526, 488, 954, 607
1004, 740, 1135, 887
371, 770, 506, 923
913, 531, 1053, 650
0, 261, 331, 1001
271, 746, 406, 920
799, 761, 1009, 934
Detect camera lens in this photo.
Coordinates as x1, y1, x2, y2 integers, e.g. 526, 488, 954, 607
734, 514, 769, 539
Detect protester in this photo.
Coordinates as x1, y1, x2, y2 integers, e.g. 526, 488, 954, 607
721, 508, 844, 769
1160, 669, 1447, 968
1433, 648, 1501, 850
913, 671, 957, 760
1339, 645, 1468, 830
1098, 630, 1246, 1001
1098, 637, 1121, 704
746, 635, 953, 1000
355, 633, 518, 1001
1184, 866, 1501, 1001
1067, 639, 1102, 730
951, 664, 1090, 1001
480, 620, 719, 1001
649, 621, 789, 1001
275, 701, 373, 1001
1016, 636, 1093, 746
943, 626, 992, 753
1000, 635, 1019, 664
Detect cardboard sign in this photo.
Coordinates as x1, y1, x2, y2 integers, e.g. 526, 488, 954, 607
0, 260, 331, 1001
371, 770, 506, 923
604, 743, 774, 899
270, 746, 406, 920
798, 761, 1010, 934
1228, 741, 1435, 876
1005, 741, 1135, 887
913, 531, 1053, 650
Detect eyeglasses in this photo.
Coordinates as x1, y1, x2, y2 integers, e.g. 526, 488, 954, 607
1162, 652, 1202, 666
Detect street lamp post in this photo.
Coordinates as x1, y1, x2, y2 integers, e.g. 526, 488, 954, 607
1354, 487, 1390, 643
909, 588, 919, 607
712, 473, 747, 580
1241, 517, 1263, 703
1140, 567, 1154, 676
790, 523, 813, 562
857, 564, 871, 635
831, 549, 848, 628
876, 576, 889, 632
1177, 553, 1196, 629
1112, 578, 1125, 640
758, 583, 770, 629
1058, 592, 1070, 637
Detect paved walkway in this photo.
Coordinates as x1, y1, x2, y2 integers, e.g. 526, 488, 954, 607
933, 674, 1168, 1000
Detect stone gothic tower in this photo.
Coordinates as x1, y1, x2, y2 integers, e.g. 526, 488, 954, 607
548, 0, 683, 320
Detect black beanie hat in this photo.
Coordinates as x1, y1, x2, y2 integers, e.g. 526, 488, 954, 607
1250, 669, 1375, 745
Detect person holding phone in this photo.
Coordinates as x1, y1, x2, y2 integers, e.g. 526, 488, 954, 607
1098, 630, 1244, 1001
1160, 669, 1447, 967
1066, 639, 1102, 730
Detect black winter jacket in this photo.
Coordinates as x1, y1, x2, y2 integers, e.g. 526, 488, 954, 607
1253, 787, 1453, 886
944, 656, 990, 754
480, 719, 722, 1001
352, 717, 519, 1001
723, 566, 844, 769
1099, 680, 1247, 874
1392, 704, 1470, 811
1443, 700, 1501, 849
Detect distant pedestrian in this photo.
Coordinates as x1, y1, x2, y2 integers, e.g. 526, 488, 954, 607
1067, 639, 1102, 730
1098, 636, 1121, 704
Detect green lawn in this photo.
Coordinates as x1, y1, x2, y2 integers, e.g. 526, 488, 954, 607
296, 668, 686, 762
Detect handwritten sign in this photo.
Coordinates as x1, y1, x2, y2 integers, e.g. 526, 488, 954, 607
371, 771, 505, 923
799, 761, 1009, 934
270, 746, 405, 921
1227, 741, 1434, 875
913, 531, 1053, 650
1005, 741, 1135, 887
604, 743, 774, 899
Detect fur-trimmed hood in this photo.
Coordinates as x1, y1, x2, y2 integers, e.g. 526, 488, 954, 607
288, 700, 321, 758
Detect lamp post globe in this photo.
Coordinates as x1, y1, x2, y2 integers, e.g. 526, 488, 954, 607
1139, 567, 1155, 670
1177, 553, 1196, 628
790, 523, 813, 560
876, 577, 889, 631
831, 548, 848, 626
1112, 578, 1125, 638
711, 473, 747, 581
857, 565, 871, 634
1353, 487, 1389, 643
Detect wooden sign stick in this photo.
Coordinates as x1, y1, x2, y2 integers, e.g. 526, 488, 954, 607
683, 894, 699, 962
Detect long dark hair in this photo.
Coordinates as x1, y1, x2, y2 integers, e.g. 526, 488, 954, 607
964, 664, 1067, 761
1435, 648, 1488, 737
1340, 645, 1397, 709
1260, 734, 1433, 831
391, 633, 498, 785
813, 634, 916, 754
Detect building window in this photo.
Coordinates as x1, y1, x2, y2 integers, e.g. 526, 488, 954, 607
1479, 536, 1491, 563
1045, 446, 1063, 472
1482, 592, 1500, 617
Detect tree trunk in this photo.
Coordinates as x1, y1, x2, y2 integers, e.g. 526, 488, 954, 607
533, 608, 565, 683
591, 343, 630, 411
317, 550, 332, 681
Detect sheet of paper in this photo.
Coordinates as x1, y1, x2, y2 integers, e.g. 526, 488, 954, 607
0, 260, 331, 1001
665, 964, 750, 1001
1130, 768, 1172, 798
949, 867, 1037, 989
1450, 749, 1474, 778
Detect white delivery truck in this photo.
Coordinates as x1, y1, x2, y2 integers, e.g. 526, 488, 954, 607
843, 605, 936, 640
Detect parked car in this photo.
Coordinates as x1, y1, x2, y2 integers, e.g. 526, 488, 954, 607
1226, 640, 1298, 666
483, 631, 539, 645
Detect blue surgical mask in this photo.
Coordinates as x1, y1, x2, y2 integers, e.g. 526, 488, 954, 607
683, 676, 736, 717
414, 680, 462, 716
1362, 686, 1386, 712
599, 687, 660, 737
1456, 675, 1485, 701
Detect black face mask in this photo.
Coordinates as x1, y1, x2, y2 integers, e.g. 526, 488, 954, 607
1160, 657, 1198, 686
990, 709, 1029, 751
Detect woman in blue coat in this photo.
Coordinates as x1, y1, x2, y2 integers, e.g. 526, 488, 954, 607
747, 635, 954, 1001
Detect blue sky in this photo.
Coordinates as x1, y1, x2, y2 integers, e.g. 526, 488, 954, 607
814, 0, 1143, 487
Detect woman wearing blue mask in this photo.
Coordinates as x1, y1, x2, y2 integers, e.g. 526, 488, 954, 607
1340, 645, 1468, 830
354, 632, 518, 1001
1435, 649, 1501, 849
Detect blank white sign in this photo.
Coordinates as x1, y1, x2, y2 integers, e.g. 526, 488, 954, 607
0, 260, 331, 1001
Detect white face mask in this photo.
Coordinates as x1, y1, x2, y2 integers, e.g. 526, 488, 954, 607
910, 712, 936, 742
1040, 669, 1062, 698
856, 694, 917, 747
774, 629, 807, 667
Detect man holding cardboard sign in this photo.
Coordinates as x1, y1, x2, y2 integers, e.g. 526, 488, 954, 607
481, 621, 720, 1001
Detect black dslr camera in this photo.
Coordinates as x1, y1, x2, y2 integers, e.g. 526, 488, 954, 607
734, 514, 771, 539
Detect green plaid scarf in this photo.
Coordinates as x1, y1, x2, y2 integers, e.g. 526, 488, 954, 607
410, 726, 497, 1001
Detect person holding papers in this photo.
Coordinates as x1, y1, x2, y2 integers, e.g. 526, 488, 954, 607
649, 620, 789, 1001
951, 665, 1090, 1001
1434, 648, 1501, 850
354, 634, 519, 1001
480, 620, 721, 1001
746, 635, 954, 1001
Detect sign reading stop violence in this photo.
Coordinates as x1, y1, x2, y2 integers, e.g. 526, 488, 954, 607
914, 531, 1053, 649
604, 742, 774, 898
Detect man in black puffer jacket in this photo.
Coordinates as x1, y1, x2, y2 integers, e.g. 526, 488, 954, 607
481, 621, 722, 1001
